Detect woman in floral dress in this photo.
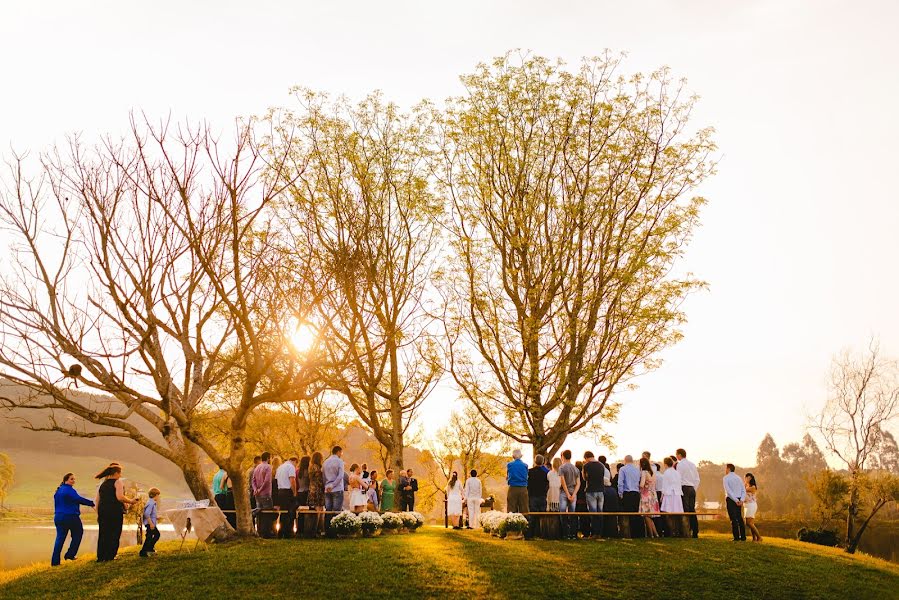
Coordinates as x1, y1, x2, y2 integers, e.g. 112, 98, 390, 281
639, 457, 660, 538
307, 451, 325, 536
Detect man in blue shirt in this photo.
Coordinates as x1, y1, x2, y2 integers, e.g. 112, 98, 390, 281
723, 463, 747, 541
322, 446, 345, 534
617, 455, 643, 538
506, 449, 529, 515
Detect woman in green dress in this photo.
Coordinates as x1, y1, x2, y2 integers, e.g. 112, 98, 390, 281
380, 469, 396, 511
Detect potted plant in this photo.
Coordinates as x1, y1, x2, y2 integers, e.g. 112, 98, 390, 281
358, 511, 384, 537
499, 513, 529, 540
408, 511, 425, 531
381, 512, 403, 534
329, 510, 362, 538
480, 510, 503, 536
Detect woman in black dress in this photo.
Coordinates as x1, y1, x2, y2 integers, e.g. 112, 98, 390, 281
93, 464, 136, 562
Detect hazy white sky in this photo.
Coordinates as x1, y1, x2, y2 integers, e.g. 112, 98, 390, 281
2, 0, 897, 466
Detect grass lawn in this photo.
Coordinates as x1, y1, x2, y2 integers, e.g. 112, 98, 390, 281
1, 528, 897, 600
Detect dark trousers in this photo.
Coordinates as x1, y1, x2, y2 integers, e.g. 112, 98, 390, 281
216, 492, 237, 529
621, 492, 643, 538
96, 512, 123, 562
682, 485, 698, 537
295, 491, 308, 537
528, 496, 546, 538
140, 526, 160, 555
726, 498, 746, 540
51, 515, 83, 565
255, 495, 275, 538
400, 494, 415, 511
276, 489, 296, 538
603, 490, 620, 537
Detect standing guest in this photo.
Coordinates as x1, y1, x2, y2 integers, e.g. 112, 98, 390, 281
400, 469, 418, 511
139, 488, 161, 557
675, 449, 700, 538
322, 446, 345, 533
252, 452, 274, 538
247, 456, 261, 515
361, 463, 370, 480
527, 455, 549, 539
506, 449, 529, 515
723, 463, 747, 541
582, 451, 606, 539
617, 455, 643, 538
575, 461, 589, 538
307, 452, 325, 536
558, 450, 580, 540
212, 466, 235, 529
271, 456, 283, 502
51, 473, 95, 566
638, 458, 660, 538
545, 458, 562, 539
275, 457, 298, 538
446, 471, 464, 529
659, 457, 684, 536
94, 464, 137, 562
600, 458, 619, 538
367, 471, 380, 511
348, 464, 366, 512
295, 456, 310, 538
398, 470, 411, 510
463, 470, 482, 529
744, 473, 762, 542
381, 469, 396, 512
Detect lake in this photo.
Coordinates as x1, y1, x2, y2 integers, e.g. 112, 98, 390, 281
0, 521, 179, 570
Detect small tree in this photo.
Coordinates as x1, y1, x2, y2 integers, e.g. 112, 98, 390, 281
0, 452, 14, 509
811, 341, 899, 553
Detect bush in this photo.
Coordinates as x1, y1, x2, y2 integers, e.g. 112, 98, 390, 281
400, 511, 425, 530
358, 511, 384, 534
499, 513, 529, 535
329, 510, 362, 535
381, 512, 403, 530
479, 510, 504, 533
797, 527, 840, 547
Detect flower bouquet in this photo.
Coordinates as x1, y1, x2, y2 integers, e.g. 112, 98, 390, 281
407, 511, 425, 531
329, 510, 362, 538
358, 511, 384, 537
479, 510, 504, 535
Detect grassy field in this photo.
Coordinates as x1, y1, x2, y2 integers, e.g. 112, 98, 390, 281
1, 528, 897, 600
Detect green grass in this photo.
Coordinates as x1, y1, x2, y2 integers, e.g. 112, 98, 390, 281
1, 528, 897, 600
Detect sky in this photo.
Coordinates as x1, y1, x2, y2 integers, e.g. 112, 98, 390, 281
1, 0, 898, 467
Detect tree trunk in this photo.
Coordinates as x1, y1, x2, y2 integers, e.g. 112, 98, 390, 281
228, 468, 255, 537
164, 430, 213, 501
846, 501, 885, 554
846, 477, 860, 548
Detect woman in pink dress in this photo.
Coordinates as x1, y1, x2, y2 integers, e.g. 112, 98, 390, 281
638, 457, 660, 538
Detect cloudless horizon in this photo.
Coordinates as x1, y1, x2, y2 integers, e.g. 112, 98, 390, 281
1, 0, 898, 467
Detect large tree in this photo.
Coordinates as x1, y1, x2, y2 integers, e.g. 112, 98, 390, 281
437, 53, 716, 458
271, 91, 444, 470
811, 340, 899, 553
0, 117, 326, 535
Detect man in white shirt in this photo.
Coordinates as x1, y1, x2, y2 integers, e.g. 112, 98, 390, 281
675, 448, 701, 538
275, 457, 297, 539
463, 469, 483, 530
723, 463, 747, 541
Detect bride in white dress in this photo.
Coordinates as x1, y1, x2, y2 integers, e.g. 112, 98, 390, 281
446, 471, 464, 529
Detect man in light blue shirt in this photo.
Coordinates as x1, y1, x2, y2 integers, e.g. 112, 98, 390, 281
322, 445, 345, 534
617, 455, 642, 538
723, 463, 746, 541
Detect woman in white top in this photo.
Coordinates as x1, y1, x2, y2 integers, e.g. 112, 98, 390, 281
744, 473, 762, 542
462, 470, 482, 530
446, 471, 464, 529
546, 457, 562, 511
348, 463, 366, 512
659, 457, 684, 513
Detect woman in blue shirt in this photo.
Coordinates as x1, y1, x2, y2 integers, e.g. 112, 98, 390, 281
52, 472, 95, 566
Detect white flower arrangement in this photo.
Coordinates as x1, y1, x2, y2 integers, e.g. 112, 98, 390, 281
381, 512, 404, 530
329, 510, 362, 535
408, 511, 425, 529
500, 512, 529, 535
479, 510, 505, 533
399, 511, 417, 529
358, 511, 384, 534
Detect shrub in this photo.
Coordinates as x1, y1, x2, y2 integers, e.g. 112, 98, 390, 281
408, 511, 425, 529
358, 511, 384, 534
400, 512, 417, 529
381, 512, 404, 530
329, 510, 362, 535
479, 510, 504, 533
499, 513, 529, 536
797, 527, 840, 547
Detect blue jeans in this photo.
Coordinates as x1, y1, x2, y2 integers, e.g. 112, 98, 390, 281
585, 491, 604, 537
559, 493, 577, 538
51, 515, 83, 566
324, 491, 344, 534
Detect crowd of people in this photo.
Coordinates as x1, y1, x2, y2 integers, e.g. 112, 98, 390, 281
500, 448, 762, 542
213, 446, 420, 539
